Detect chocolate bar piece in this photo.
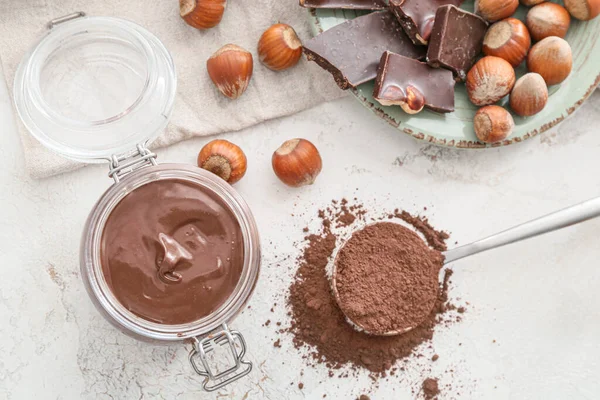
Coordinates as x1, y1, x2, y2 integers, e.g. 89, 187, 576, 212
389, 0, 463, 45
426, 5, 488, 82
373, 51, 455, 113
299, 0, 387, 9
303, 11, 427, 90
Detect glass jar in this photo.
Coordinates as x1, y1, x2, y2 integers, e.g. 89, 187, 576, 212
13, 12, 261, 392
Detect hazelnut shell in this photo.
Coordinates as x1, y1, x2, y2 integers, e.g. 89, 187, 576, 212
474, 105, 515, 143
179, 0, 227, 29
483, 18, 531, 67
475, 0, 519, 22
526, 3, 571, 41
207, 44, 254, 99
564, 0, 600, 20
509, 73, 549, 117
198, 139, 247, 184
272, 139, 322, 187
526, 36, 572, 86
466, 56, 516, 106
258, 24, 303, 71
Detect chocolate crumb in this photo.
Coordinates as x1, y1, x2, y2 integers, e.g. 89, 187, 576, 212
265, 320, 271, 326
273, 339, 281, 348
358, 395, 371, 400
298, 382, 304, 389
423, 378, 440, 399
432, 354, 439, 362
457, 307, 466, 314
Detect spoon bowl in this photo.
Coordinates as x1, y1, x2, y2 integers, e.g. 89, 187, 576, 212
332, 197, 600, 336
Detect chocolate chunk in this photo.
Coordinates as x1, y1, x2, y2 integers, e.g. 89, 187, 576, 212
299, 0, 387, 9
373, 51, 455, 113
389, 0, 463, 45
426, 5, 488, 81
303, 11, 427, 90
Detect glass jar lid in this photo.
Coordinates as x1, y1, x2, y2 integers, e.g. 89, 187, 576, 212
13, 15, 177, 162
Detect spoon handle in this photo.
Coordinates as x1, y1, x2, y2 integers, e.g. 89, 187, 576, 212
443, 196, 600, 264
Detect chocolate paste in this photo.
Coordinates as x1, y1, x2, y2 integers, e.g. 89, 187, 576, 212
334, 222, 445, 335
101, 179, 244, 325
389, 0, 463, 45
303, 11, 426, 90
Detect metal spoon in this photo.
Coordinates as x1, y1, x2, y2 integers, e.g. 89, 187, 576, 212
332, 196, 600, 336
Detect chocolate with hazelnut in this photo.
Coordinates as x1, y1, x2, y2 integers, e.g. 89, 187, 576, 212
373, 51, 455, 114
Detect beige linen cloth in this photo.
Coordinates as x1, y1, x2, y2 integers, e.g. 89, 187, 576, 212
0, 0, 344, 178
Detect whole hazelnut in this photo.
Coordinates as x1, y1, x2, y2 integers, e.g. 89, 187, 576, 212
179, 0, 226, 30
563, 0, 600, 20
475, 0, 519, 22
474, 105, 515, 143
466, 56, 516, 106
258, 24, 303, 71
207, 44, 253, 99
527, 36, 572, 86
272, 139, 322, 187
198, 139, 247, 184
509, 73, 549, 116
526, 3, 571, 41
483, 18, 531, 67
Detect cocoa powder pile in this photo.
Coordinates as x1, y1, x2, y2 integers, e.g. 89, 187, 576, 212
334, 222, 445, 335
287, 200, 454, 378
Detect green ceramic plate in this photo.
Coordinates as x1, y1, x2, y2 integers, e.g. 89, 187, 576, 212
307, 4, 600, 148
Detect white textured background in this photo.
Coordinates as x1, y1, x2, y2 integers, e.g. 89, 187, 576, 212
1, 58, 600, 398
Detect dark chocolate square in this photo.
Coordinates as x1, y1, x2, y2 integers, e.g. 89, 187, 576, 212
303, 11, 427, 90
374, 51, 455, 113
389, 0, 463, 45
426, 5, 488, 81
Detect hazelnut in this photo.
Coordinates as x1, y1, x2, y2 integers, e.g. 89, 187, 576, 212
400, 86, 426, 114
258, 24, 303, 71
509, 73, 549, 116
474, 105, 515, 143
475, 0, 519, 22
527, 36, 572, 86
198, 139, 247, 184
564, 0, 600, 20
375, 84, 425, 114
179, 0, 226, 30
466, 56, 516, 106
483, 18, 531, 67
526, 3, 571, 41
520, 0, 545, 6
272, 139, 322, 187
207, 44, 253, 99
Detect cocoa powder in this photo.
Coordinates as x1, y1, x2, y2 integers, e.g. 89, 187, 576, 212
334, 222, 445, 335
287, 200, 453, 377
423, 378, 440, 399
